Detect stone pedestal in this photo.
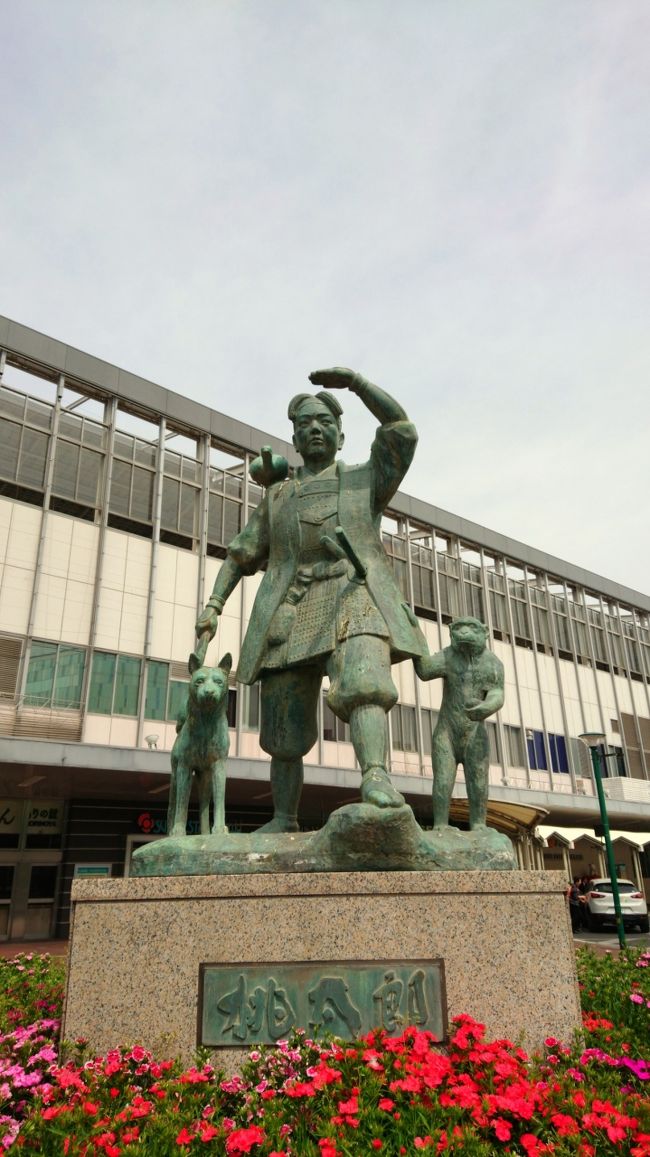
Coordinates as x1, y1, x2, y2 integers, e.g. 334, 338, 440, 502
64, 871, 580, 1068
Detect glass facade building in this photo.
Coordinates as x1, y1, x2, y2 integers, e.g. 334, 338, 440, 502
0, 315, 649, 939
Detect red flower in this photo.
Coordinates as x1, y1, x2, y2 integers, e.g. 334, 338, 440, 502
198, 1122, 220, 1142
337, 1095, 359, 1115
550, 1112, 579, 1136
225, 1125, 266, 1154
492, 1118, 512, 1141
318, 1142, 339, 1157
284, 1081, 316, 1098
176, 1127, 195, 1146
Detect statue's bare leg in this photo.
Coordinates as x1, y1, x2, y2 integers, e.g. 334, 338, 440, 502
257, 666, 320, 833
431, 726, 457, 829
465, 728, 490, 830
256, 758, 303, 834
350, 703, 405, 808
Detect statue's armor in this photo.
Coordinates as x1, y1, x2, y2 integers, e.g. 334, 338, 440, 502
263, 466, 388, 670
221, 419, 428, 684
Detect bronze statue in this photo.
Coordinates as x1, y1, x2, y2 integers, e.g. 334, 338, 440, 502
414, 617, 504, 830
167, 652, 233, 837
196, 368, 428, 832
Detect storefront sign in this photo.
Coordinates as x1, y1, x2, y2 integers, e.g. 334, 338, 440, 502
74, 864, 112, 878
136, 812, 200, 835
199, 960, 446, 1047
0, 803, 21, 835
27, 803, 63, 834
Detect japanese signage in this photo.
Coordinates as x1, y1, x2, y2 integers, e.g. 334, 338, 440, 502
27, 803, 62, 834
0, 801, 63, 835
199, 960, 446, 1047
0, 803, 21, 835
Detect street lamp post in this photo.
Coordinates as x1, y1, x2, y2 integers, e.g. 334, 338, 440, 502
578, 732, 626, 951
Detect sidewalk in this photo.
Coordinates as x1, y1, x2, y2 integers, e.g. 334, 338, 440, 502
0, 939, 68, 959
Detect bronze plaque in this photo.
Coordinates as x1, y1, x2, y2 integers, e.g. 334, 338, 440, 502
199, 959, 446, 1047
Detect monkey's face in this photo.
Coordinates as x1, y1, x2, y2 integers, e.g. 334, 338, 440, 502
450, 618, 488, 656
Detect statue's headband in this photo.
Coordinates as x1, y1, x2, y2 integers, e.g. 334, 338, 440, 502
288, 391, 343, 425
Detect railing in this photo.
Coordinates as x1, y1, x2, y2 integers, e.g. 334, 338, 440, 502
0, 693, 82, 741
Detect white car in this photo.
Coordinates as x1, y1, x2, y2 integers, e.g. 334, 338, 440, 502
585, 878, 649, 933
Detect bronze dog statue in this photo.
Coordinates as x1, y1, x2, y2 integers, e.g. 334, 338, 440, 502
167, 652, 232, 837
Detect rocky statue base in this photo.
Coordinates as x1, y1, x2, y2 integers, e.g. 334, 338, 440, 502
64, 870, 581, 1068
131, 803, 517, 877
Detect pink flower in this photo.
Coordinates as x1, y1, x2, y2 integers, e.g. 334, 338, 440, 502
630, 994, 644, 1004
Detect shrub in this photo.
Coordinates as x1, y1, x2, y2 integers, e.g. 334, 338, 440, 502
2, 947, 649, 1154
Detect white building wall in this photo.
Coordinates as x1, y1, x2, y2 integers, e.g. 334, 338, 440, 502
151, 545, 199, 662
94, 530, 150, 655
32, 513, 98, 644
0, 498, 40, 636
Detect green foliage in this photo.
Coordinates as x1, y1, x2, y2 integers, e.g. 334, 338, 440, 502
3, 947, 650, 1155
577, 945, 650, 1054
0, 952, 65, 1033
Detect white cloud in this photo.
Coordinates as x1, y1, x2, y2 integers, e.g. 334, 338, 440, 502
1, 0, 649, 592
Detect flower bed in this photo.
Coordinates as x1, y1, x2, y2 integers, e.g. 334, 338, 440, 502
1, 948, 648, 1154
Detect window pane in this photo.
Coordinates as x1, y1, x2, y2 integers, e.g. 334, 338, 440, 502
323, 697, 337, 741
391, 705, 403, 750
115, 656, 141, 716
505, 725, 524, 767
28, 865, 58, 900
179, 484, 197, 537
77, 448, 102, 505
0, 419, 21, 480
145, 660, 169, 720
53, 646, 85, 708
52, 440, 79, 499
223, 499, 241, 543
161, 476, 180, 530
88, 652, 116, 714
131, 467, 154, 522
401, 705, 417, 751
245, 682, 260, 729
420, 708, 439, 756
550, 733, 569, 773
168, 679, 188, 722
110, 459, 132, 515
208, 493, 223, 542
59, 413, 82, 442
527, 730, 548, 772
24, 642, 57, 705
19, 428, 49, 490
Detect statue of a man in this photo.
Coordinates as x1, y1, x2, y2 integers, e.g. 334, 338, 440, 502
196, 368, 427, 832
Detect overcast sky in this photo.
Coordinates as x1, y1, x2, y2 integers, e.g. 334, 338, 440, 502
2, 2, 648, 594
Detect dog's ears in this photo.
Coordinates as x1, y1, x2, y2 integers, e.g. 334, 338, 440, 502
188, 652, 201, 675
219, 652, 233, 674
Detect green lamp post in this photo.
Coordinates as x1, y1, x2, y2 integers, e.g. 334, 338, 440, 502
578, 732, 626, 950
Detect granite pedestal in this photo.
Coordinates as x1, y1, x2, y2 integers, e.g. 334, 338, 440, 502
64, 870, 580, 1068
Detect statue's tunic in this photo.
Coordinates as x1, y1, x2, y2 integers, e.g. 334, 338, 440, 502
226, 420, 428, 684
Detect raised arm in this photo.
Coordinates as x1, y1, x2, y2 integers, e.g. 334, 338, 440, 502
308, 367, 408, 424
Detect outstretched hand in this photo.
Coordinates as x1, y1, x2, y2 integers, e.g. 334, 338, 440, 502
309, 367, 358, 391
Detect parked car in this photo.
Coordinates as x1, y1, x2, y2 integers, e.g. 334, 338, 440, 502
585, 878, 649, 933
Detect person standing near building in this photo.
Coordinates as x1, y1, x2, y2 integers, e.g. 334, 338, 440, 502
196, 367, 428, 832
